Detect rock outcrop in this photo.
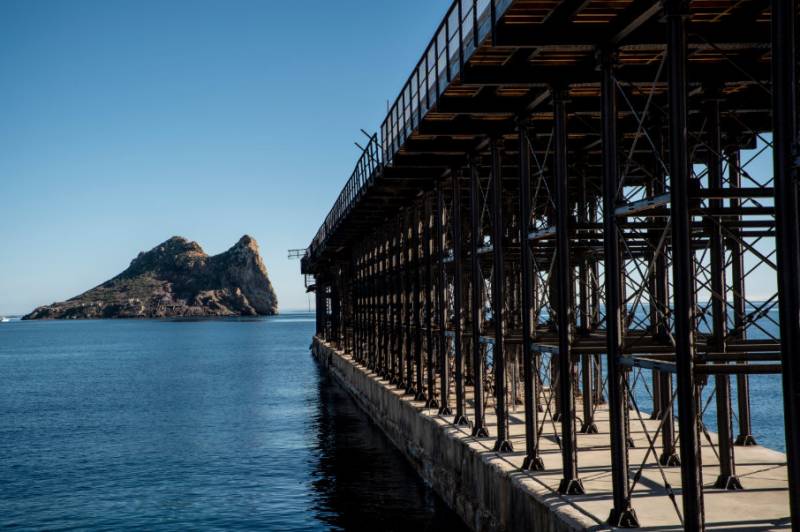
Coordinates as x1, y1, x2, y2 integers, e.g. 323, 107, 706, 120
23, 235, 278, 319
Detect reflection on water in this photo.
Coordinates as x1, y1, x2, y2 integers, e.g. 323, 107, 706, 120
310, 361, 467, 531
0, 314, 465, 531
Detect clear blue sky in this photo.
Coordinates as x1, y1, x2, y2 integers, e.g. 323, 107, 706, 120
0, 0, 449, 314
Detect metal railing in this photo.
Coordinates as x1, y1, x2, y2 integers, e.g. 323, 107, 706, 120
307, 133, 381, 261
306, 0, 513, 262
380, 0, 512, 165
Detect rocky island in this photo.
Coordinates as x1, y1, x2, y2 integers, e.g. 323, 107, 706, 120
23, 235, 278, 319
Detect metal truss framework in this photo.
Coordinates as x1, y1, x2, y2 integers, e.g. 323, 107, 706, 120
304, 0, 800, 529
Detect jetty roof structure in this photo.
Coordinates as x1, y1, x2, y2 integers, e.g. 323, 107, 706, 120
302, 0, 799, 529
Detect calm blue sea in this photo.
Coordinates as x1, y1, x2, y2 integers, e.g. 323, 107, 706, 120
0, 314, 465, 531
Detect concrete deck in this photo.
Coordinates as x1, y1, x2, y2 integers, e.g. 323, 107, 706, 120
312, 338, 791, 531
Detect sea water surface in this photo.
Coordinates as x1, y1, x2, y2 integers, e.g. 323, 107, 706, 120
0, 313, 467, 531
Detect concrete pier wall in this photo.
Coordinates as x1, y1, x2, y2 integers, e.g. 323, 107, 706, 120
311, 337, 592, 532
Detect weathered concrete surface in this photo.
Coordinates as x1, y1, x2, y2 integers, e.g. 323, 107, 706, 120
313, 337, 792, 531
313, 337, 595, 532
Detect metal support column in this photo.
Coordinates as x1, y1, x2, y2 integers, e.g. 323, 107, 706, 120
519, 121, 544, 470
578, 173, 598, 435
436, 183, 451, 415
653, 123, 679, 466
601, 51, 638, 527
471, 158, 489, 437
406, 214, 416, 394
354, 265, 360, 361
401, 215, 411, 389
391, 230, 400, 383
553, 87, 583, 495
381, 238, 390, 377
666, 1, 705, 526
453, 169, 470, 427
491, 140, 512, 453
353, 257, 361, 361
707, 92, 741, 490
727, 148, 756, 446
368, 246, 376, 370
376, 242, 384, 374
413, 207, 425, 400
331, 278, 341, 346
425, 195, 438, 408
772, 0, 800, 523
315, 282, 323, 338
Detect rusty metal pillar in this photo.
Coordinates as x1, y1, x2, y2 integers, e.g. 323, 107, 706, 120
315, 281, 323, 338
436, 182, 451, 415
491, 140, 512, 453
470, 157, 489, 437
519, 121, 544, 470
772, 0, 800, 523
376, 241, 384, 374
601, 51, 638, 527
666, 0, 705, 526
727, 148, 756, 447
368, 245, 376, 370
659, 367, 679, 467
372, 245, 379, 369
646, 150, 663, 421
363, 251, 369, 365
360, 253, 366, 364
395, 223, 405, 385
353, 259, 360, 362
553, 86, 583, 495
390, 229, 399, 383
652, 123, 679, 466
424, 195, 438, 408
373, 244, 379, 369
359, 250, 366, 365
578, 172, 597, 435
452, 169, 470, 427
379, 242, 386, 372
371, 245, 378, 368
405, 213, 415, 393
589, 197, 604, 411
375, 243, 382, 371
412, 206, 425, 400
707, 91, 741, 490
331, 276, 341, 347
383, 242, 390, 375
382, 238, 391, 378
400, 214, 410, 389
352, 256, 360, 360
365, 251, 371, 366
384, 240, 389, 375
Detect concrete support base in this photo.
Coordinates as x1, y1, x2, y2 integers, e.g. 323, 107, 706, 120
312, 337, 591, 532
312, 337, 792, 531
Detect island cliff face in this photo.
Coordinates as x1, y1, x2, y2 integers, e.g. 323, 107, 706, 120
23, 235, 278, 320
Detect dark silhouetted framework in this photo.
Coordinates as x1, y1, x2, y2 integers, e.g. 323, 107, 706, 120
302, 1, 799, 528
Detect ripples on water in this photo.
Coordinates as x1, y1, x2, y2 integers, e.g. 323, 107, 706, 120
0, 314, 466, 531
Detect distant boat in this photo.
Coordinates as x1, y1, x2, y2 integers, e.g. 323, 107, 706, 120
0, 317, 10, 323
